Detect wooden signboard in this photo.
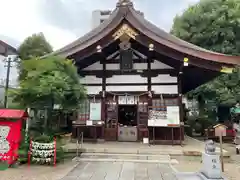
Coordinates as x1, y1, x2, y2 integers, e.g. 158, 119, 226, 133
148, 106, 180, 127
118, 96, 137, 104
213, 124, 227, 172
89, 102, 101, 121
214, 124, 227, 137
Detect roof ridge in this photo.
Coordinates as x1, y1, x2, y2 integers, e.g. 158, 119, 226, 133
46, 8, 120, 58
0, 40, 17, 53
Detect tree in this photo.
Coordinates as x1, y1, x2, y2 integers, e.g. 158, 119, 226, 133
18, 33, 53, 80
171, 0, 240, 55
10, 56, 86, 131
18, 33, 53, 60
11, 56, 86, 108
171, 0, 240, 107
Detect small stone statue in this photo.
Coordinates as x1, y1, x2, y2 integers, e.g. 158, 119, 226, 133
205, 140, 216, 155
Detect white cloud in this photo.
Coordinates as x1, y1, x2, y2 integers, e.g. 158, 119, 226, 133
0, 0, 40, 41
0, 0, 199, 50
0, 0, 77, 50
37, 25, 77, 50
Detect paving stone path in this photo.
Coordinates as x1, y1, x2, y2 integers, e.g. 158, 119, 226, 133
62, 161, 178, 180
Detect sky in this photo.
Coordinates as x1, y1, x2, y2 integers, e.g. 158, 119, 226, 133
0, 0, 199, 50
0, 0, 199, 86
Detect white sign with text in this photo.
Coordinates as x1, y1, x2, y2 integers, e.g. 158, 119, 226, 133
148, 106, 180, 127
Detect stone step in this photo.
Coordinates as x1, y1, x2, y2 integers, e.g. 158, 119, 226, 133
73, 157, 178, 164
65, 147, 183, 155
73, 152, 178, 164
80, 152, 171, 161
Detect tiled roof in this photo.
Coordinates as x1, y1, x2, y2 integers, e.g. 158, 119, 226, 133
46, 1, 240, 66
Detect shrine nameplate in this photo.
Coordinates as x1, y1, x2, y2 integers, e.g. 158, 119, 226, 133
118, 96, 137, 105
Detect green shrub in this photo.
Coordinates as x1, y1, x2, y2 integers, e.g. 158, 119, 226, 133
0, 162, 8, 170
186, 113, 215, 135
194, 122, 202, 133
17, 130, 29, 164
33, 135, 53, 143
56, 146, 64, 163
18, 149, 28, 164
184, 125, 193, 136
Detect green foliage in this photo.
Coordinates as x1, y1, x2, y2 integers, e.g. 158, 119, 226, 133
10, 56, 86, 135
56, 143, 64, 163
187, 67, 240, 106
171, 0, 240, 55
0, 162, 8, 171
171, 0, 240, 107
186, 113, 215, 135
10, 56, 86, 110
18, 32, 53, 80
18, 33, 53, 60
18, 130, 29, 164
33, 134, 53, 143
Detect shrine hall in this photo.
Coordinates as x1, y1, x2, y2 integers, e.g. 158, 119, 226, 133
48, 0, 240, 144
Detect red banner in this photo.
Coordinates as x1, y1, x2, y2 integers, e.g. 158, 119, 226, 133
0, 120, 22, 164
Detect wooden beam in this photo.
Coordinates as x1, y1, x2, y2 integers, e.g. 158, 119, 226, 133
131, 41, 180, 69
78, 69, 176, 77
101, 58, 154, 64
133, 51, 144, 59
106, 51, 120, 60
81, 83, 178, 86
134, 35, 222, 71
73, 39, 119, 64
152, 94, 179, 98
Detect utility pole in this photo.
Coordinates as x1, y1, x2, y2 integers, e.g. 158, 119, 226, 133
3, 55, 18, 108
4, 56, 12, 108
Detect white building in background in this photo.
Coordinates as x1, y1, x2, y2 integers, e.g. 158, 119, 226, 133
92, 9, 144, 29
92, 10, 112, 28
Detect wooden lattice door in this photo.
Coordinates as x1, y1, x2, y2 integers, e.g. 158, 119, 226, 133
137, 95, 149, 140
105, 99, 118, 141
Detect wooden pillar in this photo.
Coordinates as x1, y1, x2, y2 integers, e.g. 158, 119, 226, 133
147, 57, 151, 93
147, 48, 153, 142
101, 53, 106, 139
178, 66, 184, 146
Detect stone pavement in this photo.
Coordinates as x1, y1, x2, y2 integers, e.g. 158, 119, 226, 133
173, 158, 240, 180
62, 161, 178, 180
0, 161, 78, 180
